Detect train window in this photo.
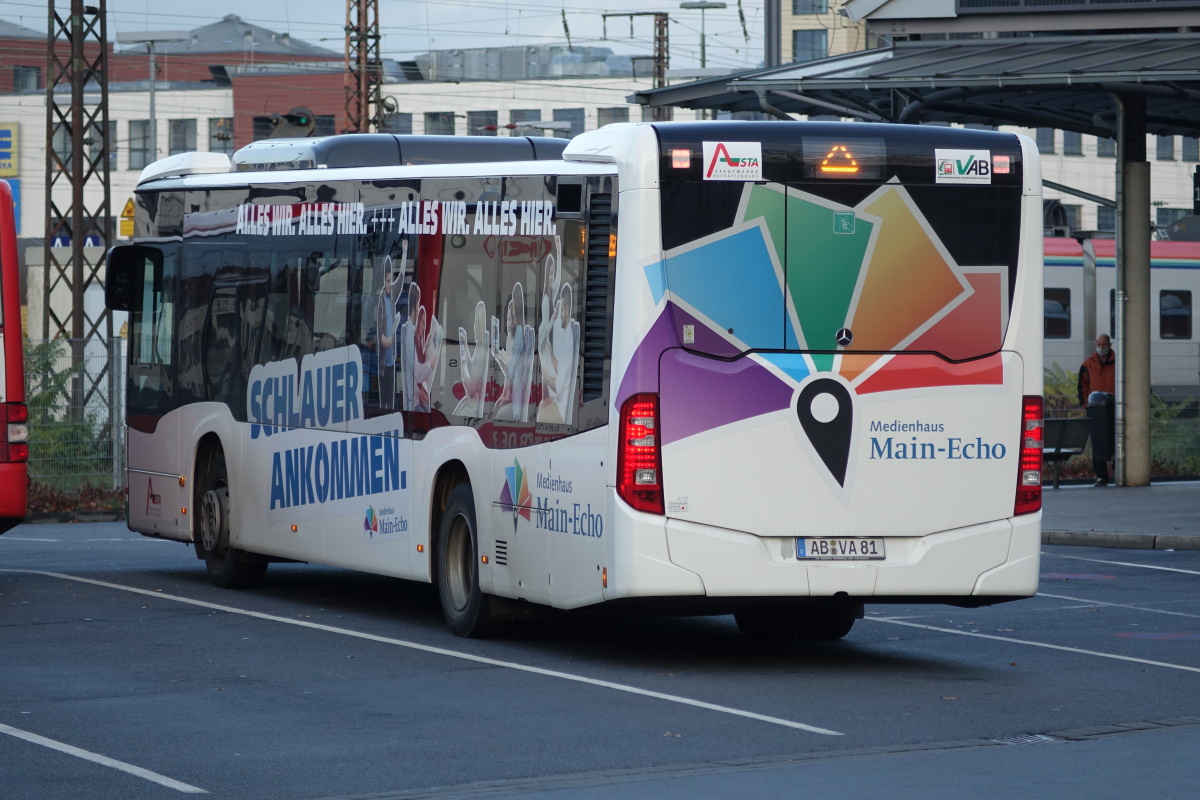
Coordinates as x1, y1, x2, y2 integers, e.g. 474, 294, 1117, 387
1044, 288, 1071, 339
1161, 290, 1192, 340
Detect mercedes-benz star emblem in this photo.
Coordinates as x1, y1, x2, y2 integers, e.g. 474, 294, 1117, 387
835, 328, 853, 347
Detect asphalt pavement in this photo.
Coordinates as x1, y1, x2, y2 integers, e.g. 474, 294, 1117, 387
1041, 479, 1200, 550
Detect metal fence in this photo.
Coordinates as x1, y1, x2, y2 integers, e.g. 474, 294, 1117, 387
20, 339, 1199, 491
24, 338, 125, 492
1045, 365, 1200, 480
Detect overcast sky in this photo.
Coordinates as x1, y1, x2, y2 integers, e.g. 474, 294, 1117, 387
4, 0, 767, 72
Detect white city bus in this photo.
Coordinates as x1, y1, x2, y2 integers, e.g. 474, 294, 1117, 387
106, 122, 1044, 638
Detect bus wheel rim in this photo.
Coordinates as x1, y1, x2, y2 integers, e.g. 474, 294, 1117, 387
446, 513, 473, 613
200, 488, 225, 553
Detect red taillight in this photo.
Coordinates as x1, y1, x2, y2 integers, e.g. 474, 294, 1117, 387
617, 393, 664, 515
4, 402, 29, 463
1015, 395, 1043, 515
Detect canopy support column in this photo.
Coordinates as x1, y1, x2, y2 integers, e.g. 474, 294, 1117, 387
1116, 94, 1151, 486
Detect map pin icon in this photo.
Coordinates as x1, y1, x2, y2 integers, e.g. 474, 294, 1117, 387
796, 378, 854, 487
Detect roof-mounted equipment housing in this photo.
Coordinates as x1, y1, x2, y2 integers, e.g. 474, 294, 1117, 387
229, 134, 569, 172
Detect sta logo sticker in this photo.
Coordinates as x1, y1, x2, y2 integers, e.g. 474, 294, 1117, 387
702, 142, 763, 181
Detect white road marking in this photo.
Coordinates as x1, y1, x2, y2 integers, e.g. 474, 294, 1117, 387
0, 537, 60, 542
1038, 592, 1200, 620
1045, 552, 1200, 577
5, 569, 842, 736
867, 618, 1200, 674
0, 723, 207, 793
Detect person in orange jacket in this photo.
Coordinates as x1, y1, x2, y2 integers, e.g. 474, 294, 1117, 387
1077, 334, 1116, 486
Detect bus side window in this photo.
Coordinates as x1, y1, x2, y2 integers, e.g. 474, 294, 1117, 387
1161, 290, 1192, 340
312, 255, 350, 352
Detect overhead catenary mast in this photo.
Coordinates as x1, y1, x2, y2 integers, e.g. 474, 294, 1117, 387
344, 0, 384, 133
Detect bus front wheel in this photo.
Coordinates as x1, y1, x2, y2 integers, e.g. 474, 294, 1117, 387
436, 483, 502, 637
196, 450, 267, 590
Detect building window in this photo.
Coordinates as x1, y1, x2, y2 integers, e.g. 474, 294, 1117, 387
168, 119, 196, 156
1036, 128, 1055, 155
1156, 135, 1175, 161
792, 0, 828, 12
129, 120, 151, 170
1161, 290, 1192, 340
1063, 130, 1082, 156
87, 121, 117, 169
425, 112, 455, 135
597, 107, 629, 127
1097, 137, 1115, 158
251, 117, 274, 141
1157, 208, 1189, 229
1183, 137, 1199, 162
1044, 288, 1071, 339
50, 125, 72, 170
209, 118, 234, 154
314, 116, 337, 137
509, 109, 541, 133
1097, 205, 1116, 234
552, 108, 585, 138
467, 110, 498, 136
1063, 204, 1082, 232
13, 66, 40, 92
792, 29, 827, 62
381, 112, 412, 134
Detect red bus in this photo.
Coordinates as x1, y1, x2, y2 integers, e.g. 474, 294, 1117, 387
0, 180, 28, 534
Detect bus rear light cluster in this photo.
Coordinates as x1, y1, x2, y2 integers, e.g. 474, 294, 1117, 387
617, 393, 664, 515
1015, 395, 1043, 515
3, 402, 28, 463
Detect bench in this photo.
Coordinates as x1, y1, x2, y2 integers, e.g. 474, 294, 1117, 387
1042, 417, 1091, 489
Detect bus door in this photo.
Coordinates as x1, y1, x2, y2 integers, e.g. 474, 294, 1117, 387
108, 244, 184, 537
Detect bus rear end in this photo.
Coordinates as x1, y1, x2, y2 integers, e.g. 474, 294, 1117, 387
0, 179, 28, 534
603, 122, 1042, 632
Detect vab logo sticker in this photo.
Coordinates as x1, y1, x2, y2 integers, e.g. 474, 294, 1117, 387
702, 141, 763, 181
934, 149, 992, 185
364, 506, 379, 536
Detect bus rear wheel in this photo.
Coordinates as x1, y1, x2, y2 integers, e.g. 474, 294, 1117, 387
734, 607, 855, 641
436, 483, 503, 637
196, 449, 267, 590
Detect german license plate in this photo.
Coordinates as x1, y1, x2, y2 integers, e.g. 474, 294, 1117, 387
798, 537, 885, 560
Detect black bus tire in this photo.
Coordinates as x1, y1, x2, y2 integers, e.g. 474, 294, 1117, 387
734, 608, 854, 641
196, 449, 267, 590
436, 483, 502, 637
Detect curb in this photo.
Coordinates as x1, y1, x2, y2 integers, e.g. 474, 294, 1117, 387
1042, 529, 1200, 550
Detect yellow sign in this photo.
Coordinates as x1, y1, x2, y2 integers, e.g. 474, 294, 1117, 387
120, 218, 134, 237
121, 197, 135, 218
0, 123, 17, 178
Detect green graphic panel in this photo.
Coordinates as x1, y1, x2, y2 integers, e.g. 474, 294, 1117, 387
741, 185, 787, 267
786, 195, 874, 372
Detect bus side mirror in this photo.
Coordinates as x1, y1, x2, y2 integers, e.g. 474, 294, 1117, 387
105, 245, 156, 311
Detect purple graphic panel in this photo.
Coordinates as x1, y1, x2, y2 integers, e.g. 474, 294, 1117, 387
669, 304, 745, 358
615, 309, 678, 408
659, 349, 794, 446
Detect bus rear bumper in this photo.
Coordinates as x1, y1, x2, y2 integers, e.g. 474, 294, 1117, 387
650, 512, 1040, 600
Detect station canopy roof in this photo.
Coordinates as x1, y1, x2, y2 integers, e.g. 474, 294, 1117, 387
630, 34, 1200, 137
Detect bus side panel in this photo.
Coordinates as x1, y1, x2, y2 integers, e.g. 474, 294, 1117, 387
484, 426, 608, 610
